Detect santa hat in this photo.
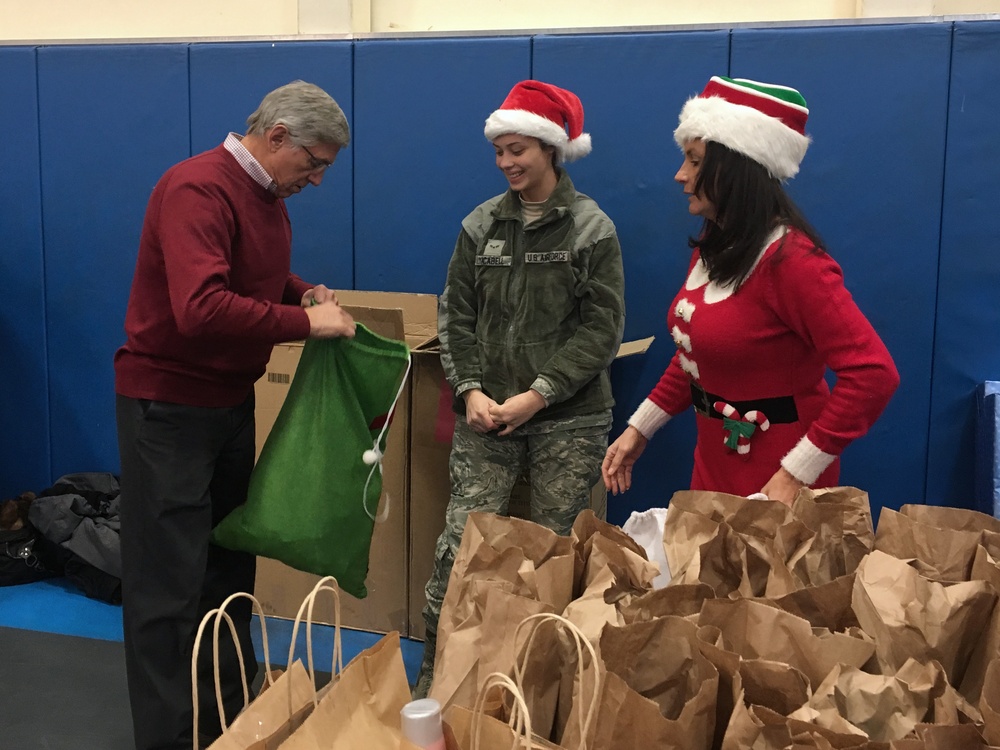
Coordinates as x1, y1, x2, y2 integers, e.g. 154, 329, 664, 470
484, 80, 592, 163
673, 76, 811, 181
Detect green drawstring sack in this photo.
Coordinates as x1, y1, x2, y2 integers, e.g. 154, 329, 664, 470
212, 324, 410, 599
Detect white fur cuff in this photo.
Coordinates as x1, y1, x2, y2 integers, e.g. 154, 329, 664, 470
628, 399, 672, 439
780, 437, 836, 486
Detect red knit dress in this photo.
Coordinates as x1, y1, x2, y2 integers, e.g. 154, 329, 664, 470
644, 227, 899, 496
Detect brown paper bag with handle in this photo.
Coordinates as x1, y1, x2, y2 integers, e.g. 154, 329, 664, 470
476, 588, 557, 694
445, 672, 565, 750
277, 575, 422, 750
508, 613, 601, 747
431, 513, 575, 712
192, 592, 315, 750
278, 631, 420, 749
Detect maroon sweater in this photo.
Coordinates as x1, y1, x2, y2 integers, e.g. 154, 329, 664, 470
115, 145, 312, 407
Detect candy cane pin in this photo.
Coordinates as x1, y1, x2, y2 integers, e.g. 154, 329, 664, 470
714, 401, 770, 455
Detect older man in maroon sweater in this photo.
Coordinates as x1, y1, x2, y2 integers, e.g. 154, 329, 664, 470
114, 81, 355, 750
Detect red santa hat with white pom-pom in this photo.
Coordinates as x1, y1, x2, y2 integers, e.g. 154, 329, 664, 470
484, 80, 592, 164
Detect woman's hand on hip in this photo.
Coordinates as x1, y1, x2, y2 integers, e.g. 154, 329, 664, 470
602, 426, 648, 495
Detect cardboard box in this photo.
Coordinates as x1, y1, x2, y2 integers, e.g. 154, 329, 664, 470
252, 292, 437, 635
252, 290, 652, 638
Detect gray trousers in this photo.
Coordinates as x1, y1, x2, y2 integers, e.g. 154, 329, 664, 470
116, 394, 258, 750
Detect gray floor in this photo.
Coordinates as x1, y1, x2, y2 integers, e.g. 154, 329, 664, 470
0, 577, 420, 749
0, 626, 341, 750
1, 626, 135, 750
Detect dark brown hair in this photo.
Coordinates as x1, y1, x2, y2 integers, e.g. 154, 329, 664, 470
691, 140, 825, 289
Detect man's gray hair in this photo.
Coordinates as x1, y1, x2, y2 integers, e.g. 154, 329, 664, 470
246, 80, 351, 148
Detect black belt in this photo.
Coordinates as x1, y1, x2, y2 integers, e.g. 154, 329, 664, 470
690, 383, 798, 424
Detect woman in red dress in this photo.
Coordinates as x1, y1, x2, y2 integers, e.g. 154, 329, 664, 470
603, 76, 899, 507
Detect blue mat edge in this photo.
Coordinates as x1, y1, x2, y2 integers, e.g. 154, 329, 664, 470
0, 579, 423, 684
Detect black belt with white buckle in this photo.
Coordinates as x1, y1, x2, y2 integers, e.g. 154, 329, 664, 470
690, 382, 798, 424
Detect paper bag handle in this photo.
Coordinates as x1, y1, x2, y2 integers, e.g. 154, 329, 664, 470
472, 672, 533, 750
287, 574, 344, 709
191, 592, 275, 750
512, 613, 600, 750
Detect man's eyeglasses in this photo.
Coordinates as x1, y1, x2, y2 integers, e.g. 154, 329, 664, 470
301, 144, 333, 172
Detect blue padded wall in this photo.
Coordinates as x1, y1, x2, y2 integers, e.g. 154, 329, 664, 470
190, 42, 354, 288
353, 37, 530, 294
532, 31, 729, 524
0, 48, 50, 497
4, 21, 1000, 516
929, 21, 1000, 511
37, 44, 190, 478
731, 24, 951, 516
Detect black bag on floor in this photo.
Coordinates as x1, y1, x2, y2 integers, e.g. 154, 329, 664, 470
0, 524, 55, 586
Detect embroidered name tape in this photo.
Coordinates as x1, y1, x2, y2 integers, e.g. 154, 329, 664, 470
525, 251, 569, 263
476, 255, 512, 266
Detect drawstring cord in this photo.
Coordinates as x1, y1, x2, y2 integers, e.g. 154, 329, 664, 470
361, 354, 412, 522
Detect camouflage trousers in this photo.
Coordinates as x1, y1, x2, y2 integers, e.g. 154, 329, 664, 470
414, 419, 607, 696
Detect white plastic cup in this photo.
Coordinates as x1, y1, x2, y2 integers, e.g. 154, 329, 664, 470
401, 698, 446, 750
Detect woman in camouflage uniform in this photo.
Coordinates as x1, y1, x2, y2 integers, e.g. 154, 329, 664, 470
415, 80, 626, 696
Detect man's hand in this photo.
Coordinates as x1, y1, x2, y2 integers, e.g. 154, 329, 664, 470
464, 390, 500, 433
301, 285, 339, 307
305, 301, 355, 338
601, 426, 648, 495
489, 390, 546, 436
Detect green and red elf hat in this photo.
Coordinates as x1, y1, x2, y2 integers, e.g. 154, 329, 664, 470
673, 76, 811, 181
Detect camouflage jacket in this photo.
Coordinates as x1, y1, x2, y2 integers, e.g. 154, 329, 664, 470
438, 170, 625, 425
